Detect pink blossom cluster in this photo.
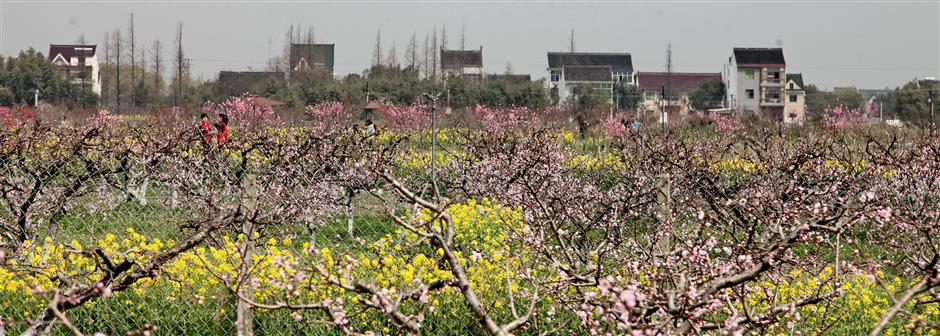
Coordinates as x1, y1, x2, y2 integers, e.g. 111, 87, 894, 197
471, 105, 539, 132
305, 101, 350, 131
824, 105, 863, 129
86, 109, 116, 129
202, 93, 281, 127
708, 111, 740, 133
382, 102, 430, 132
602, 115, 627, 137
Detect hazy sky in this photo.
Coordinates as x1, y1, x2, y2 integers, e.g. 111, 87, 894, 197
2, 0, 938, 89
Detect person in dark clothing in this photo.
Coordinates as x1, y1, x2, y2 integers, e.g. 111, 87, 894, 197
215, 114, 230, 145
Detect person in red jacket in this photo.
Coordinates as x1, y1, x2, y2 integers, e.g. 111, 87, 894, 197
198, 113, 213, 144
215, 114, 230, 145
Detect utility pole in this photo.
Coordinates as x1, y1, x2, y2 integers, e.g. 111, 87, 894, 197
880, 99, 884, 122
568, 29, 575, 53
930, 90, 935, 123
664, 42, 672, 126
423, 92, 442, 202
660, 85, 667, 127
34, 89, 39, 106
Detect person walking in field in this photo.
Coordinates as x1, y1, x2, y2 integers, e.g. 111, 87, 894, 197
198, 113, 214, 145
215, 114, 230, 145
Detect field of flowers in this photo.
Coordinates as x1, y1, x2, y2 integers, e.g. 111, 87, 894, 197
0, 99, 939, 336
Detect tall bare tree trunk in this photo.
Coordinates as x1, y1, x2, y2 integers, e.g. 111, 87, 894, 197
102, 32, 110, 107
113, 30, 122, 114
174, 22, 184, 107
129, 13, 136, 107
460, 23, 466, 50
422, 34, 429, 80
372, 29, 382, 67
151, 39, 163, 103
431, 26, 438, 81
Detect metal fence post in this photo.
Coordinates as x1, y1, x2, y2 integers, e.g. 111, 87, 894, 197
236, 174, 257, 336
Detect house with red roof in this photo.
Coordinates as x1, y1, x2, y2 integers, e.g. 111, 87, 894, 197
48, 44, 101, 95
637, 72, 722, 115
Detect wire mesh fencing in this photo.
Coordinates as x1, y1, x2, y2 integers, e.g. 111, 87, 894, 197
1, 114, 940, 336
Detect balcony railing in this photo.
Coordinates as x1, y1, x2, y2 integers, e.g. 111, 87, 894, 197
761, 98, 784, 106
762, 77, 783, 85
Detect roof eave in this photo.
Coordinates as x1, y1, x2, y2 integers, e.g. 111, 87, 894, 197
736, 63, 786, 68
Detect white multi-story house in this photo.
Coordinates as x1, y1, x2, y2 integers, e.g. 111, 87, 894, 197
441, 47, 484, 82
48, 44, 101, 95
546, 52, 634, 106
723, 48, 786, 120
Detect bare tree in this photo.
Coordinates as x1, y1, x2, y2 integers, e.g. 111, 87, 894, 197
372, 29, 382, 67
267, 25, 294, 73
151, 39, 163, 102
112, 29, 122, 113
422, 34, 429, 80
174, 22, 185, 106
128, 13, 136, 107
441, 24, 448, 50
305, 26, 315, 44
102, 32, 110, 105
405, 33, 418, 70
431, 26, 438, 81
386, 41, 398, 68
569, 28, 575, 53
460, 22, 466, 50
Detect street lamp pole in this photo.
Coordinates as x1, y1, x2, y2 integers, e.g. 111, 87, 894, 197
423, 91, 442, 202
34, 89, 39, 107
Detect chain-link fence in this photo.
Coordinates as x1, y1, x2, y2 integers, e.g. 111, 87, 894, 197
1, 108, 940, 336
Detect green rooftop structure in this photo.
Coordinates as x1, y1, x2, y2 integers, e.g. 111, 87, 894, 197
289, 43, 335, 73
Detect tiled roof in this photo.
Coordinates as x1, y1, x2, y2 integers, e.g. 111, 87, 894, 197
548, 52, 633, 73
48, 44, 97, 62
636, 72, 722, 92
733, 48, 785, 66
441, 49, 482, 67
564, 65, 613, 82
487, 74, 532, 83
786, 73, 804, 89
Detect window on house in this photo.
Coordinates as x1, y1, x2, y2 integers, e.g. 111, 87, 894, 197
773, 72, 780, 79
772, 92, 780, 99
789, 94, 797, 102
746, 89, 755, 99
745, 70, 755, 80
550, 71, 560, 82
789, 83, 794, 90
644, 91, 656, 100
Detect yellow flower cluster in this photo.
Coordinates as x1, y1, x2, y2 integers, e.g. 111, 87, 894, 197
709, 157, 765, 174
568, 152, 626, 171
745, 267, 940, 335
0, 200, 533, 330
396, 149, 463, 171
